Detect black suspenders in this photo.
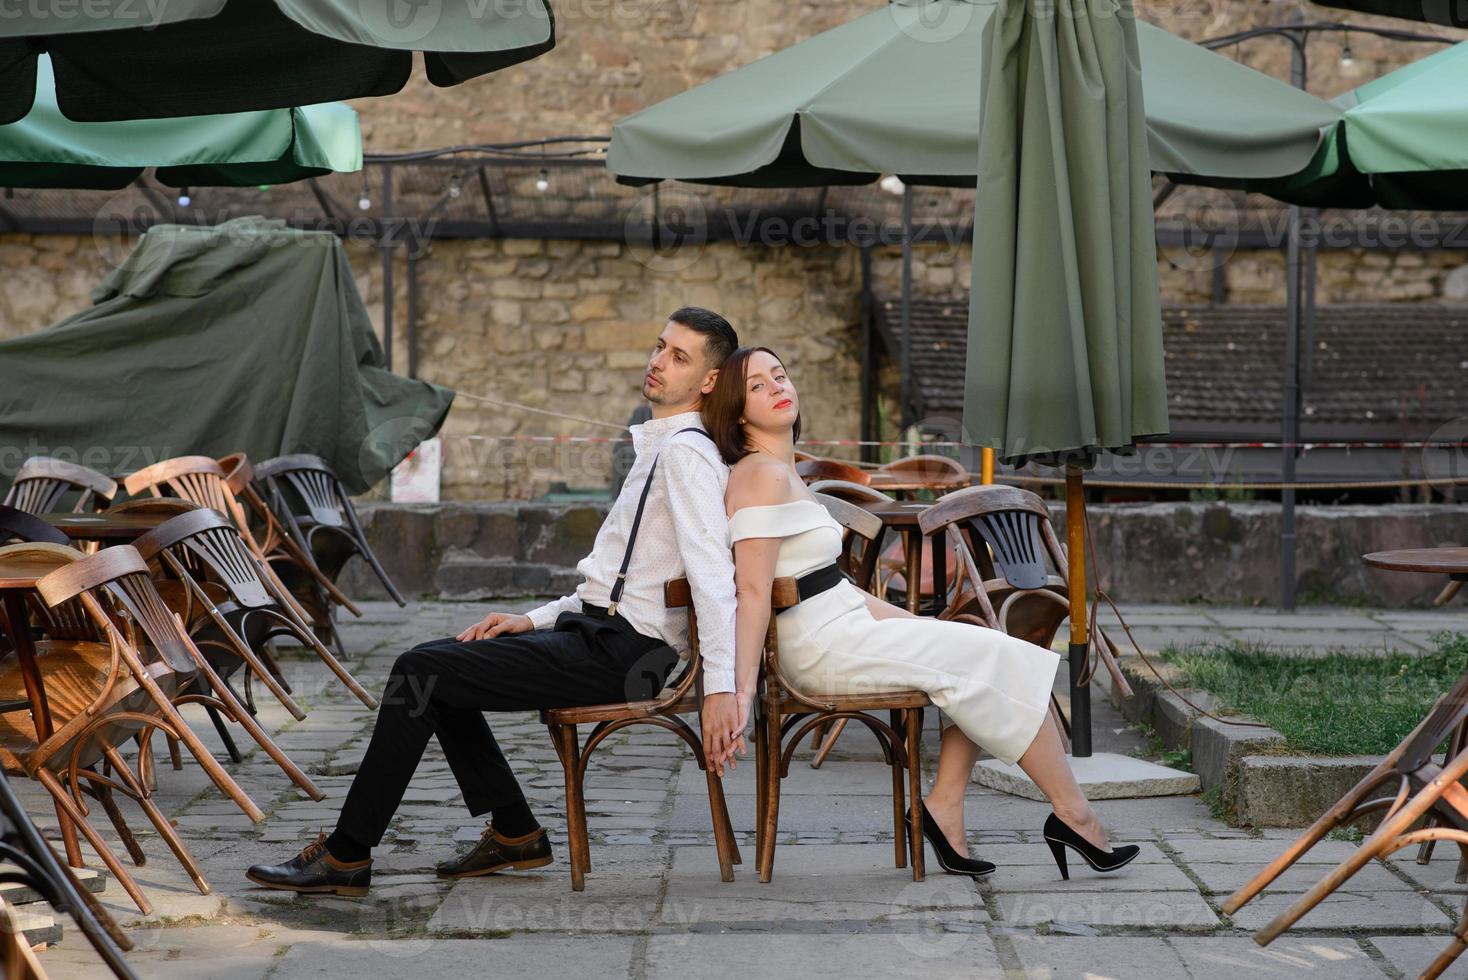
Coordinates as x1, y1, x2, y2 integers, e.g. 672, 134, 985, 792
607, 426, 716, 616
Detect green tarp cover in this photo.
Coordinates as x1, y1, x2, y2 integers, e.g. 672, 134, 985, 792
0, 217, 453, 494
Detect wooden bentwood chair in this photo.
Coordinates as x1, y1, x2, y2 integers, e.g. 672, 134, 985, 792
540, 578, 740, 891
122, 457, 377, 709
755, 494, 928, 883
3, 458, 117, 516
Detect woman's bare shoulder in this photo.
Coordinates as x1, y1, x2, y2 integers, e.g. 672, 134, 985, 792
726, 455, 795, 515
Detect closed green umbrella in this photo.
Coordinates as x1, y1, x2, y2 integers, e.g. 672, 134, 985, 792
967, 0, 1167, 755
0, 57, 361, 189
0, 0, 554, 125
608, 0, 1340, 188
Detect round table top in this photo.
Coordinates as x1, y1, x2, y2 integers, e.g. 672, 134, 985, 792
0, 558, 63, 590
856, 500, 930, 527
867, 472, 971, 493
1363, 547, 1468, 577
44, 512, 171, 540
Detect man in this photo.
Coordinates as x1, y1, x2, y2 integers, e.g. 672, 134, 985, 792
247, 307, 741, 896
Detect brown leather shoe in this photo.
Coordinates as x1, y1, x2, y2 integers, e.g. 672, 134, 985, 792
436, 824, 553, 879
246, 833, 372, 896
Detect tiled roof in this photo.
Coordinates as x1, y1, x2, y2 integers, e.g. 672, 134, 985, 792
878, 299, 1468, 433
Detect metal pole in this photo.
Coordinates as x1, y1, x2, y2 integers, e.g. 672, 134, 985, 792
859, 244, 876, 464
406, 244, 420, 380
381, 164, 395, 373
1280, 32, 1307, 610
899, 184, 913, 436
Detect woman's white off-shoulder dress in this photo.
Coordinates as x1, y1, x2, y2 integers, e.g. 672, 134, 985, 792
729, 499, 1059, 765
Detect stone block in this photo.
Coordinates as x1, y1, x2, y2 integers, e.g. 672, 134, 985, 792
1235, 755, 1385, 828
1189, 713, 1285, 797
974, 752, 1199, 801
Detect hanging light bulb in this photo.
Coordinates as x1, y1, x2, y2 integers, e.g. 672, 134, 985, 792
879, 174, 905, 196
1340, 33, 1354, 67
535, 168, 550, 193
176, 187, 191, 207
358, 179, 372, 210
447, 173, 462, 198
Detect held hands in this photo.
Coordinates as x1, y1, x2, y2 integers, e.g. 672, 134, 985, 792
701, 691, 748, 778
456, 612, 534, 642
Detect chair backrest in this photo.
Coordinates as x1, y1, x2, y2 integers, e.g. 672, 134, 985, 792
813, 493, 883, 591
807, 479, 891, 504
2, 457, 117, 515
122, 456, 252, 542
217, 452, 255, 496
255, 454, 347, 529
0, 505, 71, 546
918, 485, 1060, 591
0, 542, 96, 642
795, 458, 871, 486
878, 454, 968, 481
37, 546, 197, 675
134, 509, 274, 610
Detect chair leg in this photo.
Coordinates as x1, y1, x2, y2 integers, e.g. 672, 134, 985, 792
166, 734, 183, 772
551, 724, 589, 891
34, 769, 151, 916
758, 706, 782, 884
104, 748, 210, 897
53, 798, 83, 868
1424, 901, 1468, 980
204, 705, 244, 764
754, 709, 768, 872
91, 783, 146, 867
1221, 757, 1396, 915
704, 766, 736, 882
888, 709, 907, 870
905, 707, 925, 881
810, 718, 848, 770
1419, 718, 1468, 866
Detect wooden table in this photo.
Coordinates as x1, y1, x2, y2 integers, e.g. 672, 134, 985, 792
1363, 547, 1468, 873
1364, 547, 1468, 581
866, 472, 971, 497
44, 512, 170, 541
857, 500, 942, 615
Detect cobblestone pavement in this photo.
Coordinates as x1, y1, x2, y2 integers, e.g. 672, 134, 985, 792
27, 601, 1468, 979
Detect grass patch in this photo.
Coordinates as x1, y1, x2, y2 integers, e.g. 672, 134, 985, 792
1162, 631, 1468, 756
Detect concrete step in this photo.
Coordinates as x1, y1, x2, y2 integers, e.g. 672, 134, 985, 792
0, 866, 106, 907
434, 556, 580, 600
8, 904, 61, 948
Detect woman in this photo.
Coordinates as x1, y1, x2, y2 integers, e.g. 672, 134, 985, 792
704, 346, 1137, 880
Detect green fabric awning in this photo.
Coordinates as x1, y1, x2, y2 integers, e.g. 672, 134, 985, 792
608, 0, 1339, 188
966, 0, 1168, 466
0, 0, 554, 124
0, 57, 361, 189
0, 217, 453, 494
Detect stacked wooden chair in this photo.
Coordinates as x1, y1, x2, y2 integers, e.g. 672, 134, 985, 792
540, 577, 739, 891
252, 454, 402, 659
2, 458, 117, 516
0, 544, 264, 913
121, 456, 376, 709
754, 493, 928, 883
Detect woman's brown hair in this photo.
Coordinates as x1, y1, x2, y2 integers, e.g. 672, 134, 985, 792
701, 346, 802, 465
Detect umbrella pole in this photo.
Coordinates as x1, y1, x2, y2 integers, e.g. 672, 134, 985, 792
1065, 463, 1092, 757
980, 447, 994, 484
899, 184, 913, 434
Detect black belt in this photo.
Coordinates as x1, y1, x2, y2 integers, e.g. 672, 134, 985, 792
796, 563, 847, 602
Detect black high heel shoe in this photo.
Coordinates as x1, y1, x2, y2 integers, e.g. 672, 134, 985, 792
920, 801, 996, 878
1043, 812, 1139, 880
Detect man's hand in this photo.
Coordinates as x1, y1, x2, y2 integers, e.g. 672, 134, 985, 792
456, 612, 534, 642
701, 692, 745, 778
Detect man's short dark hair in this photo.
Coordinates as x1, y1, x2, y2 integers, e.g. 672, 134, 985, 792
668, 307, 738, 368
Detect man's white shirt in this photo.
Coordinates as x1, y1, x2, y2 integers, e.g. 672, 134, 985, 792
524, 411, 738, 694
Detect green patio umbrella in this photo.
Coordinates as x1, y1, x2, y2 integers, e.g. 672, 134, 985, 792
608, 0, 1341, 188
0, 57, 361, 189
1274, 40, 1468, 209
966, 0, 1167, 755
0, 0, 554, 125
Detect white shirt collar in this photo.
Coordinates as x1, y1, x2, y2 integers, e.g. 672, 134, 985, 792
630, 409, 705, 452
